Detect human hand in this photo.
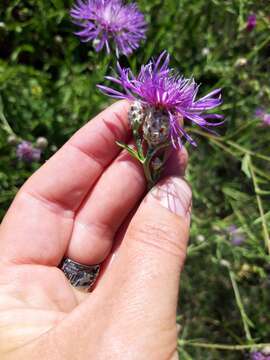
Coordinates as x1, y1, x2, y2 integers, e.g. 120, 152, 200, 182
0, 101, 191, 360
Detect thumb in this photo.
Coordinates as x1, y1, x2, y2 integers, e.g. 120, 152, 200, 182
112, 176, 192, 321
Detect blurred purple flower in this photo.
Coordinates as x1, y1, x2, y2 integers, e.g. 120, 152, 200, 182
70, 0, 147, 57
262, 114, 270, 126
227, 225, 246, 246
255, 108, 270, 126
98, 51, 223, 148
246, 14, 257, 32
251, 352, 270, 360
16, 141, 41, 163
255, 108, 265, 118
231, 233, 246, 246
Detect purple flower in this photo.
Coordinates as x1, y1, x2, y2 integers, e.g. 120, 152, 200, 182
16, 141, 41, 163
227, 225, 246, 246
262, 114, 270, 126
70, 0, 147, 56
255, 108, 270, 126
231, 233, 246, 246
251, 352, 270, 360
255, 107, 265, 118
98, 51, 223, 147
246, 14, 257, 32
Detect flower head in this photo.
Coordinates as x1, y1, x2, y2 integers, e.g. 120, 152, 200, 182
70, 0, 147, 56
16, 141, 41, 163
98, 52, 223, 147
246, 13, 257, 32
255, 108, 270, 126
36, 137, 49, 150
251, 351, 270, 360
262, 114, 270, 126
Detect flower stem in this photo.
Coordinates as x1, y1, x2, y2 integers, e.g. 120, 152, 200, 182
0, 106, 15, 136
249, 158, 270, 254
178, 339, 270, 351
228, 269, 253, 342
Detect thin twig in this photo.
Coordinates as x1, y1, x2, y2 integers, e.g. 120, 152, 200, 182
228, 269, 253, 342
249, 159, 270, 254
178, 340, 270, 351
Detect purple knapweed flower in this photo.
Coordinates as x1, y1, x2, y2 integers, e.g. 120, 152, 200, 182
246, 14, 257, 32
70, 0, 147, 57
255, 108, 270, 126
16, 141, 41, 163
251, 351, 270, 360
98, 51, 223, 147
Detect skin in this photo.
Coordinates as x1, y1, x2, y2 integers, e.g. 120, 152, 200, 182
0, 101, 191, 360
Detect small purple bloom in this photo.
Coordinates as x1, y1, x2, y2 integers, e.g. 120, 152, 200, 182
251, 352, 270, 360
231, 233, 246, 246
227, 225, 237, 233
16, 141, 41, 163
262, 113, 270, 126
255, 107, 265, 118
255, 108, 270, 126
227, 225, 246, 246
70, 0, 147, 57
98, 51, 223, 147
246, 14, 257, 32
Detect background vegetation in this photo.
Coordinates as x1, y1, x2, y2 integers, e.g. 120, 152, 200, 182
0, 1, 270, 359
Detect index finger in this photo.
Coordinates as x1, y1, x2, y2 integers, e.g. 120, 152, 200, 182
25, 100, 130, 212
0, 100, 130, 265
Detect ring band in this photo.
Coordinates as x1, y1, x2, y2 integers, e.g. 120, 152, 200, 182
61, 258, 100, 291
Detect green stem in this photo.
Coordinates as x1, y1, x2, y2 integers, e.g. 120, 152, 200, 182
0, 109, 15, 136
247, 34, 270, 60
187, 128, 270, 162
178, 340, 270, 351
133, 129, 144, 160
227, 140, 270, 162
228, 269, 253, 342
178, 348, 193, 360
249, 159, 270, 254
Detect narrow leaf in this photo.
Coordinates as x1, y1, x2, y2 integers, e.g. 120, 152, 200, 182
116, 141, 143, 163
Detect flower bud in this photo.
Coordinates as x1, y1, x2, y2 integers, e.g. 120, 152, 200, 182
7, 135, 18, 145
50, 145, 58, 153
128, 100, 145, 128
36, 137, 48, 150
220, 259, 231, 268
143, 108, 170, 146
202, 47, 210, 56
54, 35, 63, 44
235, 58, 247, 67
196, 234, 205, 242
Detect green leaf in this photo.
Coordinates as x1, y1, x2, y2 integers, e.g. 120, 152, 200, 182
241, 154, 251, 179
222, 186, 250, 201
11, 45, 35, 63
116, 141, 143, 163
0, 94, 3, 113
50, 0, 64, 9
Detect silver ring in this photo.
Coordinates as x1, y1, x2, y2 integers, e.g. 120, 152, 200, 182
61, 258, 100, 291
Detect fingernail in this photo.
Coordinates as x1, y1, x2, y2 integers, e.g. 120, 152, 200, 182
150, 177, 192, 217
